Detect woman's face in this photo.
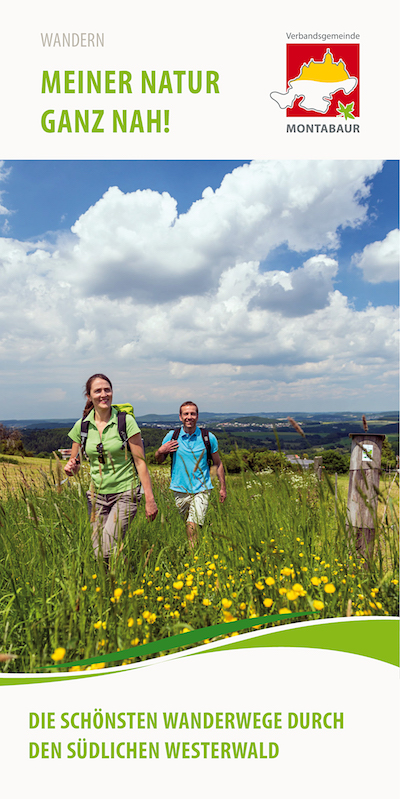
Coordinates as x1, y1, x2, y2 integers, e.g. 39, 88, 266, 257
88, 378, 113, 413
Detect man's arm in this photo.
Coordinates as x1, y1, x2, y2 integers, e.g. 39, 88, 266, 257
211, 451, 227, 503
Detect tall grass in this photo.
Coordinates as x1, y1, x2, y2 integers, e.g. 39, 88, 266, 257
0, 462, 398, 672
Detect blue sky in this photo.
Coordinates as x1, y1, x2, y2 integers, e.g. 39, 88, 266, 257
0, 159, 398, 418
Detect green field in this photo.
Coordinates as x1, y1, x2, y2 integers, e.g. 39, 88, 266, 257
0, 460, 398, 672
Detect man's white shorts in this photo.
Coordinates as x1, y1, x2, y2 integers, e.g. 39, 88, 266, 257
173, 490, 211, 526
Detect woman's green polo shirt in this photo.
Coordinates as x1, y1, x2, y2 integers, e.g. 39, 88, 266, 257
68, 408, 141, 494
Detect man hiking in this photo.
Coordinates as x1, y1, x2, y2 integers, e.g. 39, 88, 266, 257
155, 401, 227, 548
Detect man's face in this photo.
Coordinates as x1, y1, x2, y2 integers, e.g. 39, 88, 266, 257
180, 404, 198, 433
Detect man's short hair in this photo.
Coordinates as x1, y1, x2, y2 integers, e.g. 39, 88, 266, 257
179, 401, 199, 415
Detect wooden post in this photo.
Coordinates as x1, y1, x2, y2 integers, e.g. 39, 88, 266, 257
314, 456, 322, 480
347, 433, 385, 561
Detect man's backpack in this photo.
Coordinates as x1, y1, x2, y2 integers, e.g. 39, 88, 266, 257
80, 404, 144, 462
170, 427, 212, 475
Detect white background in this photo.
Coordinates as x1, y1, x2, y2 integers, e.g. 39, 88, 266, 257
1, 0, 399, 158
1, 644, 399, 797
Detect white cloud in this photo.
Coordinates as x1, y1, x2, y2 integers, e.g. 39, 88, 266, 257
0, 159, 397, 416
51, 159, 382, 303
249, 255, 338, 316
352, 229, 399, 283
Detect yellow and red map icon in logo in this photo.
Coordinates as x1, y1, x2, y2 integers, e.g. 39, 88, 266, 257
271, 44, 359, 117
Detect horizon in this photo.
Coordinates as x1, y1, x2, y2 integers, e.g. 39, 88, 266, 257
1, 408, 398, 425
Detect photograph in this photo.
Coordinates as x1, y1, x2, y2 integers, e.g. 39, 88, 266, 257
0, 158, 398, 673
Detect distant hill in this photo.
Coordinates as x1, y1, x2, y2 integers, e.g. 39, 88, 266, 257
1, 411, 398, 429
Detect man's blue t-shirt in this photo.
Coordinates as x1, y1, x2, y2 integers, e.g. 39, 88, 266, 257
162, 427, 218, 493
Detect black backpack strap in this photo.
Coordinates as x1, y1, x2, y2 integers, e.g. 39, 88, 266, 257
117, 411, 128, 448
170, 428, 181, 475
118, 411, 145, 470
80, 418, 90, 457
201, 428, 212, 467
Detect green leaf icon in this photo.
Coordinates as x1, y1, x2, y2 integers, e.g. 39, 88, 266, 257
336, 101, 355, 120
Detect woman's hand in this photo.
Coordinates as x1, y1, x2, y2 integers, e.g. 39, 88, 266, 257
64, 457, 80, 476
145, 495, 158, 521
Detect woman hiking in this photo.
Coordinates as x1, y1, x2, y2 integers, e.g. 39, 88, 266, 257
64, 373, 158, 561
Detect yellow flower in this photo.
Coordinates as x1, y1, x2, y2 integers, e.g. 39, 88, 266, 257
279, 608, 291, 614
87, 662, 105, 671
143, 610, 150, 619
92, 574, 97, 579
311, 576, 321, 586
181, 627, 191, 634
313, 600, 324, 610
321, 576, 328, 584
95, 587, 100, 593
127, 618, 134, 627
93, 620, 102, 630
286, 590, 299, 601
265, 577, 275, 586
69, 666, 81, 672
281, 567, 292, 577
324, 583, 336, 594
222, 598, 232, 609
239, 602, 246, 610
292, 583, 303, 593
255, 581, 264, 590
81, 585, 87, 592
164, 604, 170, 610
114, 587, 123, 599
148, 613, 156, 624
173, 581, 184, 590
223, 611, 237, 623
185, 592, 195, 601
279, 587, 287, 595
51, 647, 66, 662
263, 598, 273, 608
202, 598, 211, 606
131, 638, 140, 646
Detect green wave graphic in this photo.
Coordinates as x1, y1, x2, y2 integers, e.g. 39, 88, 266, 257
209, 618, 399, 667
51, 610, 314, 670
1, 617, 396, 685
1, 611, 315, 682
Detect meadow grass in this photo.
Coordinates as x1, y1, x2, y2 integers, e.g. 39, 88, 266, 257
0, 460, 398, 672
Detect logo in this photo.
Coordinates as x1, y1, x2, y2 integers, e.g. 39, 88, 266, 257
271, 45, 359, 118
